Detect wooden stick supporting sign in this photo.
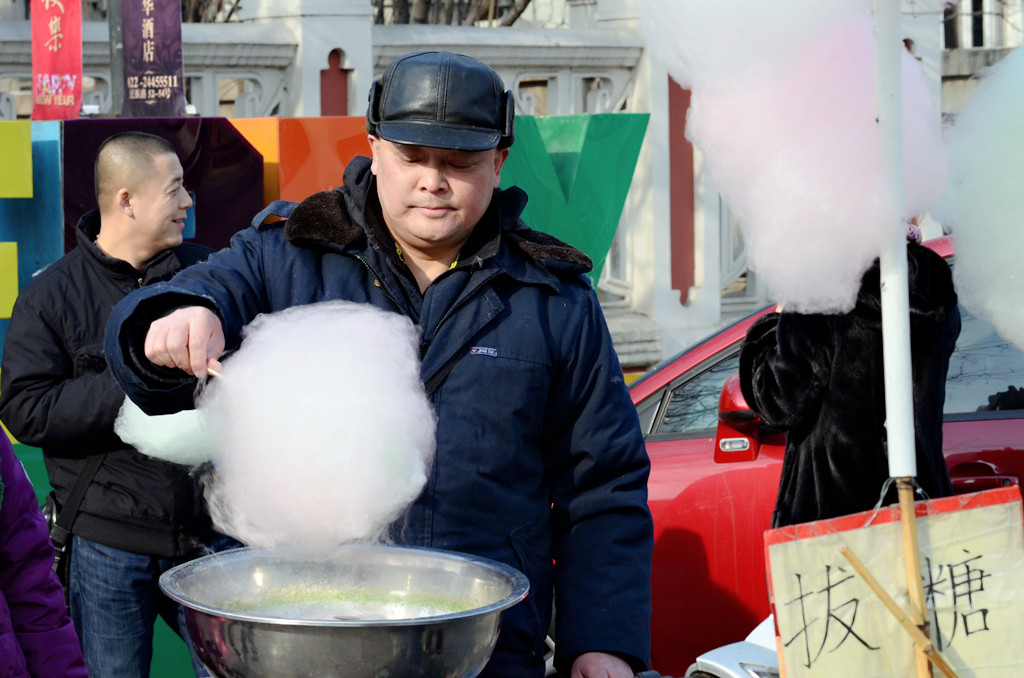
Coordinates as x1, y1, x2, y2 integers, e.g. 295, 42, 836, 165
839, 543, 958, 678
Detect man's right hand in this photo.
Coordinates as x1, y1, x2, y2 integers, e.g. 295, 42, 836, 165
144, 306, 225, 378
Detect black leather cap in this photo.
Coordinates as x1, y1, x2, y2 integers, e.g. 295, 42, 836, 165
367, 51, 515, 151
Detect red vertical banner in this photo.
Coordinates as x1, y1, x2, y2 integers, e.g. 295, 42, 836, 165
121, 0, 187, 117
31, 0, 83, 120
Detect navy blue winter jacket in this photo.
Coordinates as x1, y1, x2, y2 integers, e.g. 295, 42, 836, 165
104, 156, 653, 677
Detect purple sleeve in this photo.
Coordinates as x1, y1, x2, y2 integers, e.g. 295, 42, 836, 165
0, 434, 87, 677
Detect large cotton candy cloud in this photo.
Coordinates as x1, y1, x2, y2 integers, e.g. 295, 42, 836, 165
936, 45, 1024, 350
640, 0, 948, 312
197, 301, 437, 548
641, 0, 866, 92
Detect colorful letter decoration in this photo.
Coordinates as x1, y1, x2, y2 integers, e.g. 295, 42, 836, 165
501, 113, 649, 285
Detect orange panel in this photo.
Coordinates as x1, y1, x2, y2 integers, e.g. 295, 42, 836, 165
278, 117, 370, 202
278, 117, 370, 201
229, 117, 281, 205
228, 116, 371, 207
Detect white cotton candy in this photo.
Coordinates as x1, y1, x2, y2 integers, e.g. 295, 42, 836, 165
640, 0, 866, 92
934, 45, 1024, 351
639, 0, 948, 313
196, 301, 436, 549
114, 397, 216, 466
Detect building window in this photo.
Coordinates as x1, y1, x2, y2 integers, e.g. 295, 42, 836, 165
972, 0, 985, 47
944, 4, 959, 49
517, 78, 550, 116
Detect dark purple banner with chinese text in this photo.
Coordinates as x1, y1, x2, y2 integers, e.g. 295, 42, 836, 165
121, 0, 186, 117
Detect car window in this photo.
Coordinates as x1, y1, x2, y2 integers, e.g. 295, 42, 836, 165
636, 397, 660, 436
656, 353, 741, 436
945, 305, 1024, 415
640, 300, 1024, 440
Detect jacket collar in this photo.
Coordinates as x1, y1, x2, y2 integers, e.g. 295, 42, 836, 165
75, 209, 182, 281
283, 156, 593, 283
854, 243, 957, 328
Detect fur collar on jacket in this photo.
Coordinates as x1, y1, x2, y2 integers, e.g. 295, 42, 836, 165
853, 242, 958, 328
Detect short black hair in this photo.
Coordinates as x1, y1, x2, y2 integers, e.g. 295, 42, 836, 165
94, 132, 178, 205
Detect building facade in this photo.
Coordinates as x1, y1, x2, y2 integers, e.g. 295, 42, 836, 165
1, 0, 1020, 369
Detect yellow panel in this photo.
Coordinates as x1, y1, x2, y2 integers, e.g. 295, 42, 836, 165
230, 117, 280, 162
624, 370, 645, 386
0, 242, 16, 318
0, 122, 32, 198
229, 117, 281, 205
1, 240, 23, 446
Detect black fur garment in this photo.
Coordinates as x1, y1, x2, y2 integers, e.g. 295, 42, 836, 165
739, 242, 961, 528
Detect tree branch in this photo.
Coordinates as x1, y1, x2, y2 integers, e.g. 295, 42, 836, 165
499, 0, 532, 26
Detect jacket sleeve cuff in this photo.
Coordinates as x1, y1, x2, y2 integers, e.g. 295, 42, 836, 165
105, 289, 221, 415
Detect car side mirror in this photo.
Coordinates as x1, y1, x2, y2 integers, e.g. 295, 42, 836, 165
714, 371, 762, 463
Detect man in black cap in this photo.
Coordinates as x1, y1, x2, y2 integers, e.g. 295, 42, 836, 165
104, 51, 653, 678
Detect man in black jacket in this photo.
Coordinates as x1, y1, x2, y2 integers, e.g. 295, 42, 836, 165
0, 132, 221, 677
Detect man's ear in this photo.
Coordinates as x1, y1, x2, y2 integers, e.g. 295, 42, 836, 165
117, 188, 134, 217
368, 135, 380, 175
493, 148, 509, 188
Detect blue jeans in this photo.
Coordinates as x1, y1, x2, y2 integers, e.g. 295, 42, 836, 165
69, 534, 241, 678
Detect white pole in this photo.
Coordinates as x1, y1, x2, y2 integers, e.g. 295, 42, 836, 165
875, 17, 936, 678
874, 0, 917, 480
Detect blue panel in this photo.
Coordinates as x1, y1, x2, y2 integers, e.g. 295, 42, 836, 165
0, 121, 65, 290
0, 122, 64, 366
182, 191, 197, 239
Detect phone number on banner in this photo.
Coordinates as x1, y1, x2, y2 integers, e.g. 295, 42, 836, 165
126, 75, 179, 90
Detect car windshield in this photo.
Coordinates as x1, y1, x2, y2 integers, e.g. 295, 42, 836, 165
946, 305, 1024, 415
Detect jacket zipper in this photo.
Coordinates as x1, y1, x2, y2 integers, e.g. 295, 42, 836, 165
354, 254, 436, 359
423, 305, 460, 359
356, 253, 502, 361
421, 268, 502, 359
354, 254, 405, 316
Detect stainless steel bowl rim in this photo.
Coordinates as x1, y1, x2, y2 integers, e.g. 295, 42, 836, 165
159, 544, 531, 628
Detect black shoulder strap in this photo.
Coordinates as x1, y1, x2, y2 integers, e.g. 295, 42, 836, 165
50, 453, 105, 546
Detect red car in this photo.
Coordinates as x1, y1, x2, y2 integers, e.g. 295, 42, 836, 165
630, 238, 1024, 676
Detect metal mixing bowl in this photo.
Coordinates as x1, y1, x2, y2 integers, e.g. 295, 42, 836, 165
159, 544, 530, 678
